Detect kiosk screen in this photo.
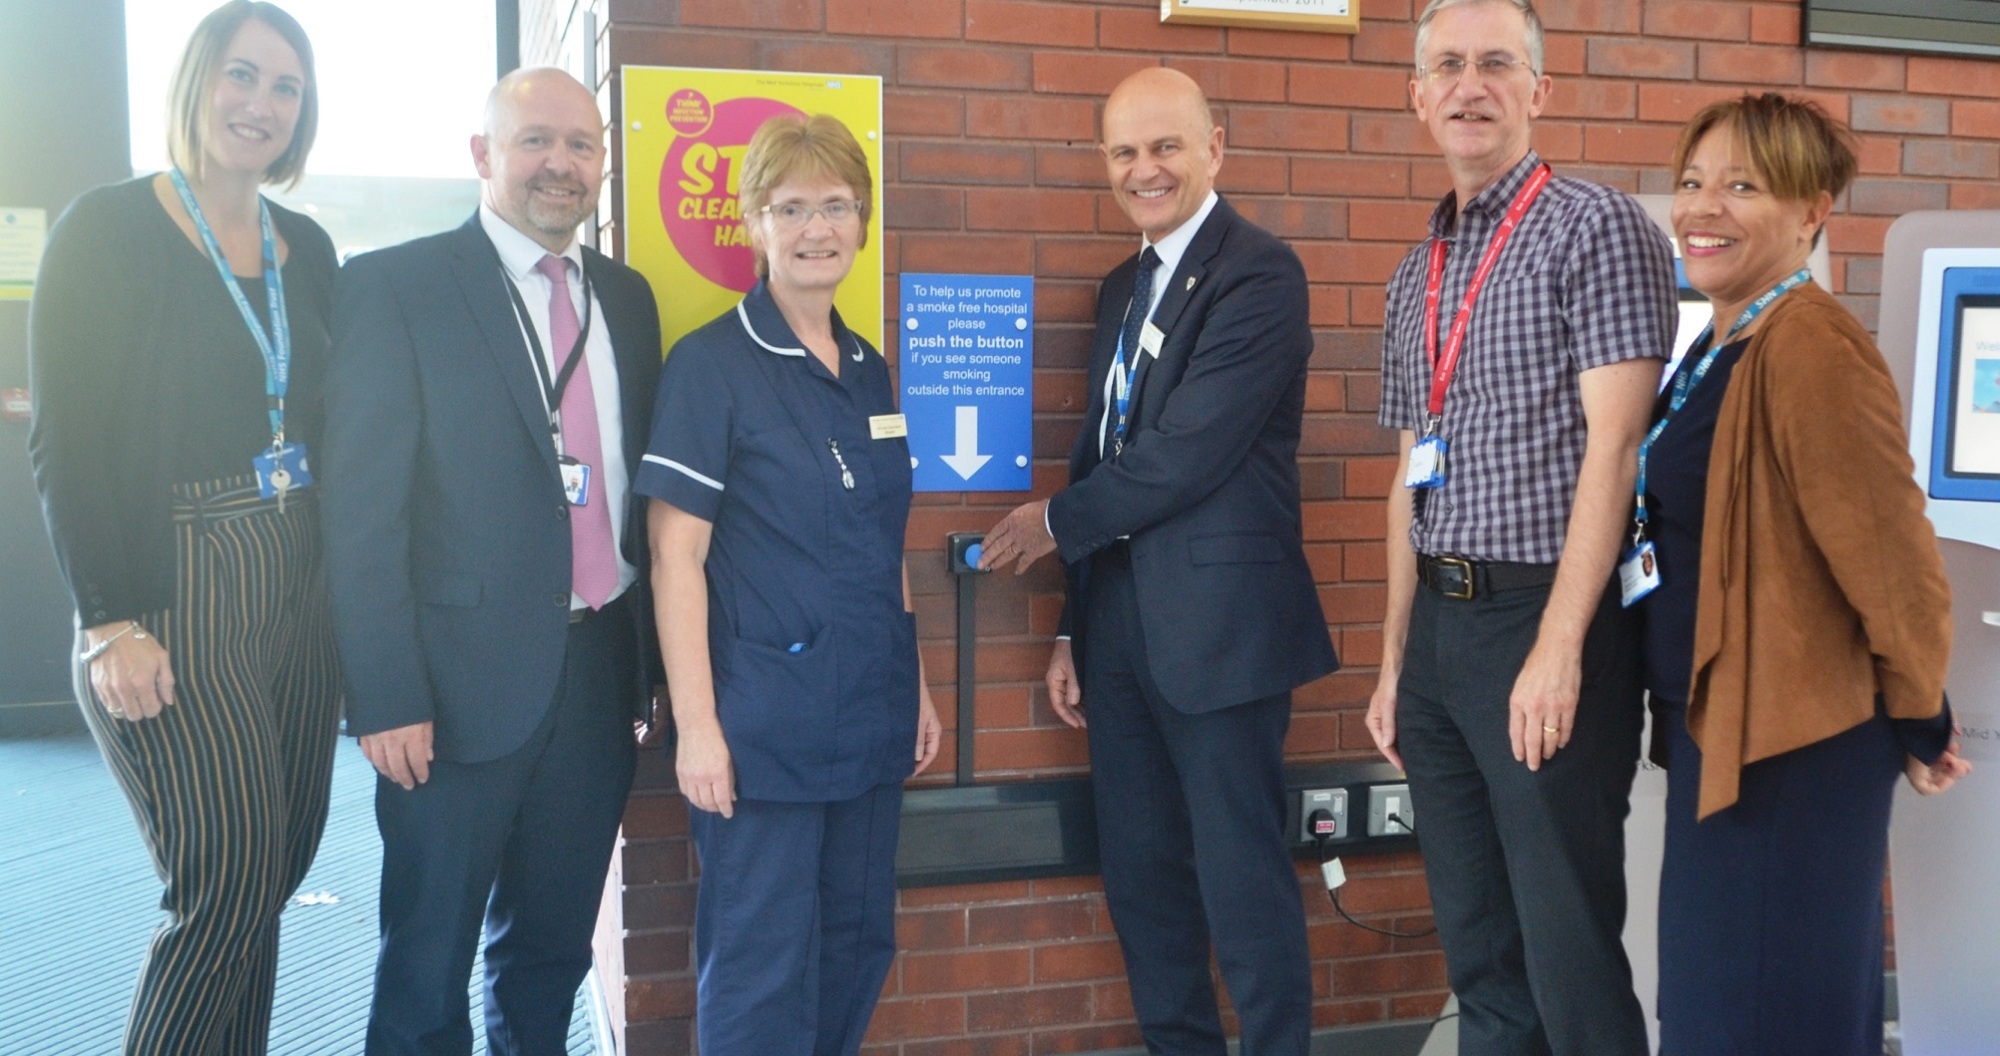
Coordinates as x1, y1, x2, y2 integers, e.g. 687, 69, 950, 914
1932, 271, 2000, 500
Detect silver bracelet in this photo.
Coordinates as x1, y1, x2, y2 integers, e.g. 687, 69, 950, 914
78, 621, 147, 664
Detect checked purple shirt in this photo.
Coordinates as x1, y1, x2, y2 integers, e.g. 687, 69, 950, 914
1379, 152, 1678, 564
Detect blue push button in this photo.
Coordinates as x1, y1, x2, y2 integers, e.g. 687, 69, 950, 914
965, 542, 983, 567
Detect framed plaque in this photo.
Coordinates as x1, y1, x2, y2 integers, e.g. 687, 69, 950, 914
1161, 0, 1359, 34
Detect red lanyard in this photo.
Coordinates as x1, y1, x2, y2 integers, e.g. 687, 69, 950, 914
1420, 163, 1553, 428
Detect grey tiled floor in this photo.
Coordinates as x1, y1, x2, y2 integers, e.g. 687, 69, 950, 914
0, 731, 593, 1054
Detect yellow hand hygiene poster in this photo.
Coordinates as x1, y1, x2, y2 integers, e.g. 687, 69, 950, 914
621, 67, 884, 356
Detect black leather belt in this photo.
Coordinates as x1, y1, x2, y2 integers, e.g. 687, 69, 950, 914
1417, 554, 1557, 600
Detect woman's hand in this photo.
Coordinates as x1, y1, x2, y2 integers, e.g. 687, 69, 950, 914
676, 720, 737, 818
1907, 742, 1973, 796
85, 621, 174, 722
912, 681, 943, 776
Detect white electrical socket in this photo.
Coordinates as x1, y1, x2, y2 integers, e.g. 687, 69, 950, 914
1367, 783, 1413, 837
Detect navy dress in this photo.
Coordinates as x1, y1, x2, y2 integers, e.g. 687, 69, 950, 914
1641, 338, 1950, 1056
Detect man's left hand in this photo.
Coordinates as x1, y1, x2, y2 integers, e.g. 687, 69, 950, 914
1509, 637, 1581, 771
979, 499, 1056, 574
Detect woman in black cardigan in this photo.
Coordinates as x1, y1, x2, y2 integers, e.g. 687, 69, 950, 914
26, 4, 342, 1052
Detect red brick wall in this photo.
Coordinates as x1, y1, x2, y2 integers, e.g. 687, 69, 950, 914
572, 1, 2000, 1051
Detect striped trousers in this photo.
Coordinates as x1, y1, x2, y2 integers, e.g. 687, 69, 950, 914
74, 476, 343, 1056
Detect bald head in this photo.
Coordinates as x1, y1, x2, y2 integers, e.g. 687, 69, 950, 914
472, 67, 606, 252
1100, 67, 1225, 242
484, 67, 597, 139
1103, 67, 1214, 143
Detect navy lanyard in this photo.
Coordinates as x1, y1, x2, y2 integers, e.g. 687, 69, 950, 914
499, 261, 594, 446
1633, 266, 1813, 534
169, 169, 289, 448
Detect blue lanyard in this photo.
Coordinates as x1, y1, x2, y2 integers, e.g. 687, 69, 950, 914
169, 169, 291, 448
1113, 330, 1140, 444
1633, 267, 1812, 532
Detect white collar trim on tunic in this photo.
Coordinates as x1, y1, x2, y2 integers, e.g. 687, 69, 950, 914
735, 301, 807, 357
736, 299, 864, 362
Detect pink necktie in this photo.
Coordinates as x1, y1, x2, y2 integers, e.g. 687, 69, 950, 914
538, 254, 618, 609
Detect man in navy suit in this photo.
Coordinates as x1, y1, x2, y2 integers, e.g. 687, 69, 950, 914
981, 67, 1338, 1056
320, 67, 661, 1055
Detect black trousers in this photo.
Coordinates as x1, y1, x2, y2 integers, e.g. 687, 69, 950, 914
1082, 554, 1312, 1056
365, 595, 638, 1056
75, 477, 343, 1056
1397, 577, 1647, 1056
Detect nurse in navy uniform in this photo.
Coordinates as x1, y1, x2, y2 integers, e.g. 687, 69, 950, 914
636, 113, 942, 1056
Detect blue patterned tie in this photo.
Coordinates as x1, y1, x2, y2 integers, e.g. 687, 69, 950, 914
1111, 247, 1161, 456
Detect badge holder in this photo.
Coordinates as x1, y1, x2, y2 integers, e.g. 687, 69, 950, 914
254, 440, 313, 511
560, 456, 592, 506
1405, 422, 1448, 490
1617, 501, 1661, 607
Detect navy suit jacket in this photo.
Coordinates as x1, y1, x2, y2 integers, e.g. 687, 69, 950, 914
1048, 197, 1338, 712
321, 215, 663, 762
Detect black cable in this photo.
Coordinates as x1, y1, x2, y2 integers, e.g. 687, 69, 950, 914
1310, 812, 1436, 940
1328, 882, 1438, 939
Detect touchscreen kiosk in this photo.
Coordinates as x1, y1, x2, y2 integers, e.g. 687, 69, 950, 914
1909, 250, 2000, 549
1883, 228, 2000, 1056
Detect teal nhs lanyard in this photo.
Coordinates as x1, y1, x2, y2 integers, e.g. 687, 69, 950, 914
1632, 267, 1812, 537
168, 168, 291, 449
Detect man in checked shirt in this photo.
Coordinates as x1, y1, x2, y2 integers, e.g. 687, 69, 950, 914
1364, 2, 1678, 1055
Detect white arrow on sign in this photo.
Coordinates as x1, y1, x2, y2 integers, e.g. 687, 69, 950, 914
938, 405, 993, 480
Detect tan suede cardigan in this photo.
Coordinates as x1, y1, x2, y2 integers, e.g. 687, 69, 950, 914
1684, 283, 1952, 819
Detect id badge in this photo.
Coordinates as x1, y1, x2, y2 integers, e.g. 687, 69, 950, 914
1618, 540, 1661, 608
1404, 435, 1447, 489
252, 441, 313, 498
1139, 321, 1165, 358
559, 457, 592, 506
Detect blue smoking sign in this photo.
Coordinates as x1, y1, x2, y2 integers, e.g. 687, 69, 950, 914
900, 273, 1034, 492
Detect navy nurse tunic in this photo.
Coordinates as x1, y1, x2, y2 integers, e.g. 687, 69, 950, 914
635, 282, 918, 803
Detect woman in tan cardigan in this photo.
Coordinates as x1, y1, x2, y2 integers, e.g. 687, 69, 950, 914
1640, 93, 1971, 1055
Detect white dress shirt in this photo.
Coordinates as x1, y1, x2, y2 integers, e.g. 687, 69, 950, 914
1045, 190, 1223, 577
1096, 190, 1220, 458
479, 205, 636, 608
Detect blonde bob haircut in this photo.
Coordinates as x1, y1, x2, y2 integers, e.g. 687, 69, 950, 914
1671, 92, 1858, 205
167, 1, 319, 189
737, 113, 873, 278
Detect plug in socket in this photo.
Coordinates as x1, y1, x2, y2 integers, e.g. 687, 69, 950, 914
1299, 788, 1347, 842
1367, 783, 1413, 837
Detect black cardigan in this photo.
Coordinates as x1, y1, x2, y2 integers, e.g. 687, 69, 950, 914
27, 176, 338, 626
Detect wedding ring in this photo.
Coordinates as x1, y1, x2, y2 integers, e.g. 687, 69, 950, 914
1542, 725, 1559, 734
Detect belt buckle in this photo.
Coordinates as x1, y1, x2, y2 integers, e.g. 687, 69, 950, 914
1433, 556, 1475, 601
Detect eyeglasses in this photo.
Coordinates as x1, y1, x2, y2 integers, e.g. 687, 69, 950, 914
1418, 56, 1534, 83
760, 199, 865, 229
